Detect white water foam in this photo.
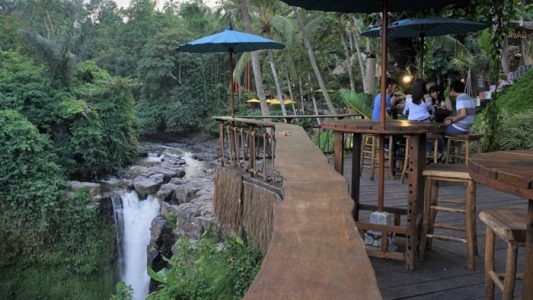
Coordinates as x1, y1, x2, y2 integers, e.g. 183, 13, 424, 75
114, 191, 160, 300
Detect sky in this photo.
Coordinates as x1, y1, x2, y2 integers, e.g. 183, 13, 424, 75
113, 0, 218, 9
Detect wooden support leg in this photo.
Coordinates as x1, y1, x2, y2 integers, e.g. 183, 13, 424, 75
370, 136, 376, 181
333, 132, 344, 174
485, 228, 496, 300
503, 243, 518, 300
351, 134, 362, 221
401, 137, 410, 183
523, 199, 533, 299
427, 180, 439, 249
407, 134, 426, 270
465, 179, 476, 270
445, 139, 452, 164
419, 177, 432, 260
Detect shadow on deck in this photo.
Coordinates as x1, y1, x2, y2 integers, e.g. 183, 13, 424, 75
338, 155, 527, 300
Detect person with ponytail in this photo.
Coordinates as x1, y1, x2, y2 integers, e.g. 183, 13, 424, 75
403, 80, 433, 122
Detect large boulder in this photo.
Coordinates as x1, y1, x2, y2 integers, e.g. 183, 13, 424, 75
133, 176, 162, 198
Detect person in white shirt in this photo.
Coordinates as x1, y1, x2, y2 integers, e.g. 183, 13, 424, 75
444, 80, 476, 134
436, 80, 476, 161
403, 80, 433, 122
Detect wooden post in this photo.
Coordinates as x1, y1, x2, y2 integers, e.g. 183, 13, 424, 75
247, 126, 255, 173
523, 199, 533, 299
406, 133, 426, 270
334, 131, 344, 175
219, 121, 225, 166
351, 133, 362, 220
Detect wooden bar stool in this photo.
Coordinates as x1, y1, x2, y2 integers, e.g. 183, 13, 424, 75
360, 135, 394, 181
420, 163, 478, 270
479, 208, 526, 300
445, 133, 482, 164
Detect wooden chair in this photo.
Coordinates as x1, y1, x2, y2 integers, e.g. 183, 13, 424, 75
360, 135, 394, 181
445, 133, 482, 164
479, 208, 526, 300
420, 163, 478, 270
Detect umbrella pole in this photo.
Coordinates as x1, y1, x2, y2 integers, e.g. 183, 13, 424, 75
418, 33, 425, 79
229, 50, 235, 118
377, 0, 388, 212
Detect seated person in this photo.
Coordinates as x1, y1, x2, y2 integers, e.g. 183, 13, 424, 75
403, 80, 433, 122
437, 80, 476, 160
428, 84, 453, 111
444, 80, 476, 135
372, 78, 399, 121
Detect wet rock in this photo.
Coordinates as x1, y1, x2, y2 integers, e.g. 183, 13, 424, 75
156, 183, 178, 203
133, 176, 161, 198
98, 177, 131, 191
174, 186, 199, 205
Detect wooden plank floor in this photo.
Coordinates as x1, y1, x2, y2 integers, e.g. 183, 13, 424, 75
339, 156, 527, 300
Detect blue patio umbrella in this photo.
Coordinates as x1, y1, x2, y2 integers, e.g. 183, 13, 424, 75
280, 0, 471, 214
362, 17, 488, 77
176, 28, 284, 117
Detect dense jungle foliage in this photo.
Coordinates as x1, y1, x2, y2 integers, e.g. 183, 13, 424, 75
146, 233, 262, 299
0, 0, 531, 298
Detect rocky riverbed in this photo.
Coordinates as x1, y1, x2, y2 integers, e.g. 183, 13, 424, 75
68, 135, 219, 291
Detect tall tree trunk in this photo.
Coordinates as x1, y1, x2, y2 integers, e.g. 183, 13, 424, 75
351, 15, 370, 94
268, 50, 287, 116
294, 7, 337, 115
241, 0, 270, 117
308, 74, 321, 125
336, 13, 355, 91
299, 77, 305, 114
286, 74, 296, 115
365, 55, 376, 96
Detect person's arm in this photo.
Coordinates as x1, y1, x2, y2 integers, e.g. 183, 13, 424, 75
444, 108, 467, 125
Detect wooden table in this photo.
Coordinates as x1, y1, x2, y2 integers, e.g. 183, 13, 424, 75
468, 150, 533, 299
323, 119, 446, 270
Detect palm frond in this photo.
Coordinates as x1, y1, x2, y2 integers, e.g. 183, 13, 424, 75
338, 89, 371, 118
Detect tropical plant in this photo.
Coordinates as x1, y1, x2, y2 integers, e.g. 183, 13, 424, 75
147, 232, 263, 299
338, 89, 372, 118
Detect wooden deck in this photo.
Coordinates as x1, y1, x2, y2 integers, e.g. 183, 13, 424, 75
339, 156, 527, 299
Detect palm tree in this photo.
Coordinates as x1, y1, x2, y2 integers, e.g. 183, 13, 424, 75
257, 0, 288, 116
336, 13, 355, 91
293, 7, 337, 115
240, 0, 270, 117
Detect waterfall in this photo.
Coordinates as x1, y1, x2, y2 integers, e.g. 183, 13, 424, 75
112, 191, 160, 300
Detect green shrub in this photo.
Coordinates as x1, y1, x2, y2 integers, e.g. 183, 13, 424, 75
147, 232, 263, 300
497, 111, 533, 150
110, 282, 134, 300
496, 68, 533, 114
0, 109, 66, 264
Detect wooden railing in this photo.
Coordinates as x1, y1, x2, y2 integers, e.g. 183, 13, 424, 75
231, 114, 362, 154
214, 117, 280, 183
213, 116, 382, 298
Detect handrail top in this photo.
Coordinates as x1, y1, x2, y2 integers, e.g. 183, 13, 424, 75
233, 113, 361, 119
214, 116, 276, 127
323, 119, 447, 134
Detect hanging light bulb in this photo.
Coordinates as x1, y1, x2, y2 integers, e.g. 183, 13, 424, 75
402, 74, 413, 84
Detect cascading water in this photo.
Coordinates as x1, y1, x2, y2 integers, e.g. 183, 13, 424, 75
110, 143, 209, 299
112, 191, 160, 300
